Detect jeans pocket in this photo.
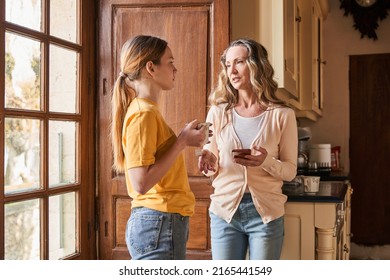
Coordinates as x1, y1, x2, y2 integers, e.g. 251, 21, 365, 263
128, 212, 163, 255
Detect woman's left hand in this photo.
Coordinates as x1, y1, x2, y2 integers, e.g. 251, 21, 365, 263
233, 146, 268, 167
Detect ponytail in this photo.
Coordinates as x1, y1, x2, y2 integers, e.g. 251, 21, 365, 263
111, 76, 136, 173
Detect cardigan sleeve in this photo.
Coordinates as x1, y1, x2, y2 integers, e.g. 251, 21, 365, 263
201, 105, 221, 176
261, 108, 298, 181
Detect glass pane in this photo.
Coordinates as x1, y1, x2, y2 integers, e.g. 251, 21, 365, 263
49, 192, 77, 259
49, 45, 78, 113
50, 0, 79, 43
5, 0, 42, 31
4, 118, 41, 194
5, 32, 41, 110
5, 199, 40, 260
49, 121, 77, 187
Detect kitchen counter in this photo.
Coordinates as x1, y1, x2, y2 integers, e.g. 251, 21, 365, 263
281, 181, 352, 260
296, 169, 349, 181
282, 181, 348, 203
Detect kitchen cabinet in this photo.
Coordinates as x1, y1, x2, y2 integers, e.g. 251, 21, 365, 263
294, 0, 328, 121
281, 181, 352, 260
311, 0, 326, 115
259, 0, 328, 121
259, 0, 300, 102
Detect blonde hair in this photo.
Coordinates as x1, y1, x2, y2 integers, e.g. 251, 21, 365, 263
209, 39, 286, 111
111, 35, 168, 173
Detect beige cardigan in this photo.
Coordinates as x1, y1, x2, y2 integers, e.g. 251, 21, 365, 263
203, 103, 298, 223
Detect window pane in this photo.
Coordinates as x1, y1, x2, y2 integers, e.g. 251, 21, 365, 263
5, 0, 42, 32
5, 199, 40, 260
50, 0, 79, 43
4, 118, 41, 194
49, 45, 78, 113
5, 32, 41, 110
49, 192, 77, 259
49, 121, 77, 187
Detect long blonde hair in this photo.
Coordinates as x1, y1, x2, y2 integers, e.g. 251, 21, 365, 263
111, 35, 168, 173
209, 39, 285, 111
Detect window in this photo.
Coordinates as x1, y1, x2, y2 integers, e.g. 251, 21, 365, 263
1, 0, 96, 260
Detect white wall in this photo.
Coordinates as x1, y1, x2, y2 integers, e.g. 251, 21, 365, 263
299, 0, 390, 172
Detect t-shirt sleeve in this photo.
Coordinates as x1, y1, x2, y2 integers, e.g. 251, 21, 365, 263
124, 110, 158, 168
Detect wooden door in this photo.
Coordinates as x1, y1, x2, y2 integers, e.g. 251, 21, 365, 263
349, 53, 390, 245
97, 0, 229, 259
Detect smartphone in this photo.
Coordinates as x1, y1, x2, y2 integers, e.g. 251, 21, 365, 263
232, 149, 251, 159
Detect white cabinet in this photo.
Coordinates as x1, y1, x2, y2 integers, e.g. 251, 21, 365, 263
294, 0, 328, 121
311, 0, 325, 115
259, 0, 300, 102
281, 202, 316, 259
259, 0, 329, 121
281, 183, 352, 260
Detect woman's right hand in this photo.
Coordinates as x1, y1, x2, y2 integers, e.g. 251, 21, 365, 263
177, 119, 207, 147
198, 149, 217, 174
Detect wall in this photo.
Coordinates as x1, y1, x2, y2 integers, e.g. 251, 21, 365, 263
231, 0, 390, 172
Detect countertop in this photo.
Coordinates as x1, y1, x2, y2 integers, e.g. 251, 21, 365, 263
297, 170, 349, 181
282, 181, 348, 203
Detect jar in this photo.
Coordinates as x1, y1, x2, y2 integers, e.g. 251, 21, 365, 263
309, 144, 331, 169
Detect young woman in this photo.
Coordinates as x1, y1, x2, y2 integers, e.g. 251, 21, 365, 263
198, 39, 298, 260
111, 35, 208, 260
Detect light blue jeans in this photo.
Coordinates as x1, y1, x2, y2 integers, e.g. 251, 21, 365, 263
210, 193, 284, 260
125, 207, 189, 260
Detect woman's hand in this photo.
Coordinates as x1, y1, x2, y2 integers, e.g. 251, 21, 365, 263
232, 146, 268, 167
177, 120, 209, 147
198, 149, 217, 174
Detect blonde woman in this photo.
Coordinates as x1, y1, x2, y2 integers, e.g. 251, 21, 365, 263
111, 35, 208, 260
198, 39, 298, 260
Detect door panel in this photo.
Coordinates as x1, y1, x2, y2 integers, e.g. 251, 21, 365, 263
349, 54, 390, 245
113, 6, 209, 175
98, 0, 229, 259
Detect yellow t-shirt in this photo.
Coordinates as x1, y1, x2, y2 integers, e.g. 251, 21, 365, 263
122, 98, 195, 216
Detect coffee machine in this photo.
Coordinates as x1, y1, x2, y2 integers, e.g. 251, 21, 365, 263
297, 127, 332, 177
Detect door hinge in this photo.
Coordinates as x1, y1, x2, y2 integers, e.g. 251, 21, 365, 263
105, 221, 109, 237
103, 78, 108, 96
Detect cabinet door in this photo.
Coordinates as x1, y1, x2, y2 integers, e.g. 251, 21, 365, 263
283, 0, 300, 99
311, 0, 324, 114
259, 0, 300, 102
294, 0, 327, 121
281, 202, 315, 260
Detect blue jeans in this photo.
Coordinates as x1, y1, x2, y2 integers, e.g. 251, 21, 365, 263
125, 207, 189, 260
210, 193, 284, 260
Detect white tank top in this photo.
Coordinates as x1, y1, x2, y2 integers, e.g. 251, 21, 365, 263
232, 108, 265, 149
